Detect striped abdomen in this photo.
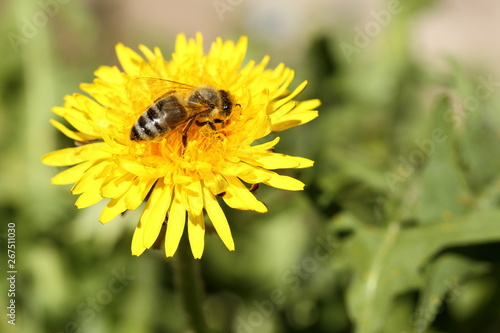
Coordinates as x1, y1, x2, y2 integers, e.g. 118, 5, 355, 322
130, 95, 187, 141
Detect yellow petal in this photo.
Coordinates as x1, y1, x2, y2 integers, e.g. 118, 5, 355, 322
138, 44, 155, 62
50, 119, 99, 141
222, 176, 267, 213
94, 65, 125, 83
203, 187, 234, 251
42, 148, 85, 166
185, 180, 204, 215
58, 94, 103, 136
188, 210, 205, 259
101, 172, 136, 198
241, 152, 314, 170
269, 66, 294, 100
174, 34, 188, 54
75, 188, 102, 209
119, 158, 169, 179
240, 55, 270, 78
72, 142, 113, 161
208, 36, 247, 72
51, 161, 94, 185
43, 142, 112, 167
124, 177, 157, 210
99, 197, 127, 223
165, 188, 186, 257
268, 101, 296, 124
271, 80, 308, 112
80, 67, 128, 110
202, 173, 227, 195
251, 137, 280, 151
292, 98, 322, 112
72, 160, 113, 194
270, 118, 302, 132
264, 174, 305, 191
141, 179, 174, 249
115, 43, 145, 76
231, 166, 272, 184
131, 220, 147, 256
270, 99, 320, 132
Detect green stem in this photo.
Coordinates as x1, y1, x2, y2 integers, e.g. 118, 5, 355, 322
174, 231, 209, 333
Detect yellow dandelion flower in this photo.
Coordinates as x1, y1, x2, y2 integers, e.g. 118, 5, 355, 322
42, 33, 320, 259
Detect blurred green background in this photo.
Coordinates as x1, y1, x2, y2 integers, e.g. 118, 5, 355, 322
2, 0, 500, 332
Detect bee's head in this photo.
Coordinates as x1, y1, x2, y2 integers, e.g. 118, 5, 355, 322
218, 90, 233, 117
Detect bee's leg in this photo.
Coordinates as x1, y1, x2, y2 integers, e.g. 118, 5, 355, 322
195, 120, 217, 131
196, 120, 225, 142
181, 116, 198, 147
213, 118, 225, 128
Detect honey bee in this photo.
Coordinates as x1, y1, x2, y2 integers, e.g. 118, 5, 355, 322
130, 79, 236, 146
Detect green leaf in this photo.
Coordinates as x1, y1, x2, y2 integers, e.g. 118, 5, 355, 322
340, 209, 500, 333
414, 96, 470, 222
412, 254, 489, 333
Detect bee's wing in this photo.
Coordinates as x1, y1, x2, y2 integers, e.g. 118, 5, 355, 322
131, 77, 196, 102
